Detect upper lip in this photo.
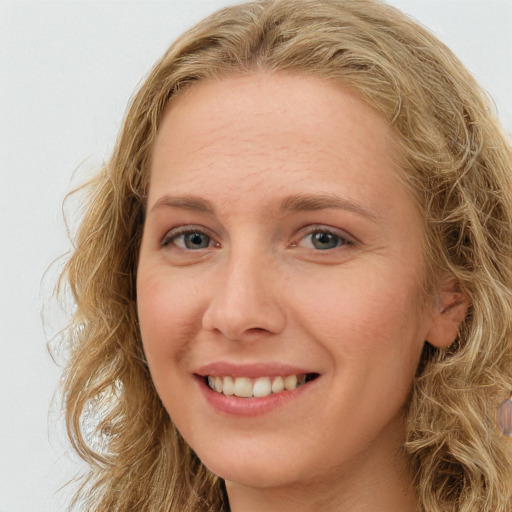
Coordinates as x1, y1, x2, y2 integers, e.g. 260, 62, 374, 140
194, 361, 318, 378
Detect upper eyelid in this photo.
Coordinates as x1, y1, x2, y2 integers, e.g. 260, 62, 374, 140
295, 224, 356, 243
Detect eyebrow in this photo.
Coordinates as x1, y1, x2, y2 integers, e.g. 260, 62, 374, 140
149, 192, 379, 221
279, 193, 379, 221
150, 195, 215, 214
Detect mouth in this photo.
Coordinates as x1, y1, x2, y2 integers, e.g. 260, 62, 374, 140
202, 373, 320, 398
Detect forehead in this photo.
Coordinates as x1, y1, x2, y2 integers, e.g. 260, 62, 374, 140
154, 72, 397, 157
148, 72, 410, 220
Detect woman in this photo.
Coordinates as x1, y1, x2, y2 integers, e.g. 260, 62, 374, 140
57, 0, 512, 510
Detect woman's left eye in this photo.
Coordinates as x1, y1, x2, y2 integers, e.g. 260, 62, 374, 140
298, 229, 351, 250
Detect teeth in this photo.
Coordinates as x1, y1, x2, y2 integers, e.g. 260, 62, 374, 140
253, 377, 271, 397
234, 377, 253, 398
284, 374, 297, 390
223, 376, 235, 396
206, 374, 311, 398
271, 376, 284, 393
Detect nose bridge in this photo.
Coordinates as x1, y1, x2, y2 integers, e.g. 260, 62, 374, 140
202, 240, 286, 340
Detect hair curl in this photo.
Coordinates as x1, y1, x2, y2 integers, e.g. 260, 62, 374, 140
55, 1, 512, 510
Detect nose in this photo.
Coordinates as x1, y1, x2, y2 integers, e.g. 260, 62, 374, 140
201, 249, 287, 341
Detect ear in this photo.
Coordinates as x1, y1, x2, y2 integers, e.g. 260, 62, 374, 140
425, 280, 469, 349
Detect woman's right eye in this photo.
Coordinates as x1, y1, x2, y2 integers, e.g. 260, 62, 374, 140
162, 229, 212, 250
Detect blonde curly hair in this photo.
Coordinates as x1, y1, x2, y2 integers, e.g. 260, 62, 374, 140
55, 0, 512, 510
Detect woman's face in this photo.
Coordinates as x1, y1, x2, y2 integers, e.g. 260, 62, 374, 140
137, 72, 442, 490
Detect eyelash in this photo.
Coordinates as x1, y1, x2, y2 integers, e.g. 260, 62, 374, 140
160, 225, 355, 251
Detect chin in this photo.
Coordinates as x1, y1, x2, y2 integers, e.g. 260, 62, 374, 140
199, 450, 305, 489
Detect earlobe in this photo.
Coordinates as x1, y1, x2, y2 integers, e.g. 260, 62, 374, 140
425, 282, 469, 349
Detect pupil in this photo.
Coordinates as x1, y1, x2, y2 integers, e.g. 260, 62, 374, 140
186, 233, 209, 249
313, 232, 338, 249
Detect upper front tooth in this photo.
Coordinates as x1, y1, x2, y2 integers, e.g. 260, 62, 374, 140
234, 377, 253, 397
253, 377, 272, 397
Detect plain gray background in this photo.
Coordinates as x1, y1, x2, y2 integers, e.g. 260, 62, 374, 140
1, 1, 511, 511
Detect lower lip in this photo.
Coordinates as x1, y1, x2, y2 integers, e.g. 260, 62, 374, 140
195, 376, 317, 417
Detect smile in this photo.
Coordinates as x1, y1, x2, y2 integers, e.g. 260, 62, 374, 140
205, 374, 318, 398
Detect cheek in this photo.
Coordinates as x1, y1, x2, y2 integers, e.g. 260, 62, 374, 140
292, 265, 427, 365
136, 268, 205, 426
136, 268, 203, 361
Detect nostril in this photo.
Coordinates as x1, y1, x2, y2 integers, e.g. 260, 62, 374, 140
247, 327, 270, 335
